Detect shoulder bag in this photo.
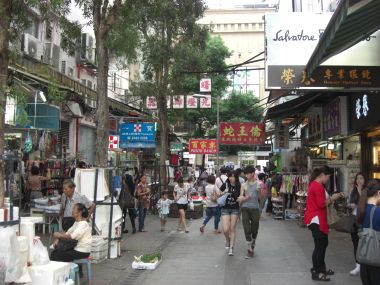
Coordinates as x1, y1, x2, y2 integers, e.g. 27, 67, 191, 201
217, 192, 230, 207
332, 213, 356, 233
356, 206, 380, 266
56, 238, 78, 252
326, 201, 340, 226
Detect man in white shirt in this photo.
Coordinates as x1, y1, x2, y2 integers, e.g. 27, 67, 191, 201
215, 167, 228, 190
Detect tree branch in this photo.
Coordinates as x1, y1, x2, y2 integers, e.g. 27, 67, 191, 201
103, 0, 122, 34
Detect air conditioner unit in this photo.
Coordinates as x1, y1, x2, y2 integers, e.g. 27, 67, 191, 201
23, 34, 43, 60
85, 96, 97, 108
81, 33, 95, 64
43, 42, 60, 68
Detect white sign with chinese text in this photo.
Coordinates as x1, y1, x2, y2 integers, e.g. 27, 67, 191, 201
173, 95, 185, 109
199, 95, 212, 109
146, 96, 157, 109
186, 96, 198, 109
200, 78, 212, 93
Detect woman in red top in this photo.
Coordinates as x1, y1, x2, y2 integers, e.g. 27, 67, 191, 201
304, 166, 343, 282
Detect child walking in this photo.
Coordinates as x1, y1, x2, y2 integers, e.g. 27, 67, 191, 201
156, 191, 174, 232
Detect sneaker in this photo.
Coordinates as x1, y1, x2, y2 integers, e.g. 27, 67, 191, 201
245, 249, 253, 259
350, 264, 360, 276
228, 247, 234, 256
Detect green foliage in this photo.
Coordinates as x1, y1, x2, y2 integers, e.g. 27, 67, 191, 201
7, 83, 31, 127
141, 251, 162, 263
47, 80, 67, 103
168, 36, 231, 137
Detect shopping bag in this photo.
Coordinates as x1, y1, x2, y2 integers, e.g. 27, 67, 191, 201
332, 214, 356, 233
326, 203, 340, 226
356, 206, 380, 266
31, 238, 49, 265
217, 193, 230, 207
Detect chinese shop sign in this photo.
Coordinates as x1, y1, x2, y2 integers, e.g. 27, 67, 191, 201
267, 65, 380, 89
109, 135, 119, 149
189, 139, 218, 154
119, 123, 156, 149
219, 122, 265, 145
170, 142, 183, 152
323, 98, 341, 139
200, 78, 212, 93
350, 93, 380, 132
274, 124, 289, 149
145, 95, 211, 109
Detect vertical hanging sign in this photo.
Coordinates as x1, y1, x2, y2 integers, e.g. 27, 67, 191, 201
200, 78, 212, 93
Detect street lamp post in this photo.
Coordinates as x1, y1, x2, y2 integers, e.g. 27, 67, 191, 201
216, 92, 220, 171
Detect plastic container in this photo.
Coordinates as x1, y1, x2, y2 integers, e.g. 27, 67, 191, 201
28, 261, 71, 285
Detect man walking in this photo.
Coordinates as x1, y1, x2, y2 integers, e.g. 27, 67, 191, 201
238, 165, 262, 258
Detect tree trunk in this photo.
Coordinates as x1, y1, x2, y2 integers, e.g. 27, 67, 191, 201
0, 0, 11, 207
94, 37, 110, 167
157, 86, 169, 187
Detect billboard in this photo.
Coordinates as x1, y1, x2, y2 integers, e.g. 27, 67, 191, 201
189, 139, 218, 154
219, 122, 265, 145
119, 123, 156, 149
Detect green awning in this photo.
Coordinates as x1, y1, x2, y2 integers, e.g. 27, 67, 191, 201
306, 0, 380, 74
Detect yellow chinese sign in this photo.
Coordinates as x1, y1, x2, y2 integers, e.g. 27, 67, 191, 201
220, 122, 265, 145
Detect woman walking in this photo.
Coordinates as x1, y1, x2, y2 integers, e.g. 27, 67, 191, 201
135, 175, 151, 232
173, 177, 190, 233
200, 175, 221, 234
220, 171, 242, 256
357, 180, 380, 285
348, 172, 366, 276
304, 166, 343, 281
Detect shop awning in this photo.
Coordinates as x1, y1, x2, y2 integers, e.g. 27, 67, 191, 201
266, 93, 324, 121
306, 0, 380, 74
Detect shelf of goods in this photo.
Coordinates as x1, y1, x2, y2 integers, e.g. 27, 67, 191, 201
296, 191, 307, 227
272, 198, 284, 220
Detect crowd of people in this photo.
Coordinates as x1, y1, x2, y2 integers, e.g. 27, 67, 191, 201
31, 162, 379, 285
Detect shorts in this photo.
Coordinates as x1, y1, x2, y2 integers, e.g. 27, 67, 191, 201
221, 208, 240, 216
159, 214, 168, 220
177, 204, 188, 211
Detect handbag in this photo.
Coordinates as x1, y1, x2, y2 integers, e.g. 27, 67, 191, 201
326, 202, 340, 226
118, 188, 135, 210
332, 214, 356, 233
356, 206, 380, 266
217, 192, 230, 207
56, 238, 78, 252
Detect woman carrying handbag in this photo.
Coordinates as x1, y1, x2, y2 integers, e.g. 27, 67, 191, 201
304, 166, 343, 282
348, 173, 366, 276
356, 180, 380, 285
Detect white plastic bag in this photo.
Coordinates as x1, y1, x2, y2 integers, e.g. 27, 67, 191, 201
0, 227, 23, 283
31, 237, 50, 265
189, 200, 194, 211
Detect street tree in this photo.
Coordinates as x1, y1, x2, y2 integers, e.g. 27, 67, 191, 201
169, 35, 231, 138
132, 0, 207, 186
72, 0, 138, 167
0, 0, 72, 206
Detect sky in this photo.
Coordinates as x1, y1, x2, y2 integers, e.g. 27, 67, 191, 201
205, 0, 279, 8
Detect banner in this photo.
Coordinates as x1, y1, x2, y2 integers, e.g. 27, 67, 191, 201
119, 123, 156, 149
219, 122, 265, 145
200, 78, 212, 92
199, 94, 212, 108
189, 139, 218, 154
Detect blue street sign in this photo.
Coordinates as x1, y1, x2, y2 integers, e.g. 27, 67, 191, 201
119, 123, 156, 149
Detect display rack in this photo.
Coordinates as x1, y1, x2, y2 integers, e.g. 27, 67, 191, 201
272, 197, 284, 220
296, 191, 307, 227
0, 153, 20, 228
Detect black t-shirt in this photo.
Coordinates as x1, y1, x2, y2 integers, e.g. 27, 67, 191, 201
220, 183, 240, 209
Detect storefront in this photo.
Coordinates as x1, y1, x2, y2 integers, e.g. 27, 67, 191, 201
349, 92, 380, 179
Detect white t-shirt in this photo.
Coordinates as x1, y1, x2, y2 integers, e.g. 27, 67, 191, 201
67, 221, 92, 253
309, 190, 330, 226
205, 184, 219, 208
157, 198, 174, 215
215, 175, 228, 190
174, 184, 189, 204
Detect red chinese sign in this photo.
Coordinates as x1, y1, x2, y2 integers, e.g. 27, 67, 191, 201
219, 122, 265, 145
189, 139, 218, 154
200, 78, 212, 92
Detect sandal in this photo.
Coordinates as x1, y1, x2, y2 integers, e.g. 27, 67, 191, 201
312, 273, 330, 282
325, 269, 334, 276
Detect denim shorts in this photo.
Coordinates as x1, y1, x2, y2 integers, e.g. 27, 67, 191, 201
221, 208, 240, 216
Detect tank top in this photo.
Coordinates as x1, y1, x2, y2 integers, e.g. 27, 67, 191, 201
242, 181, 260, 209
